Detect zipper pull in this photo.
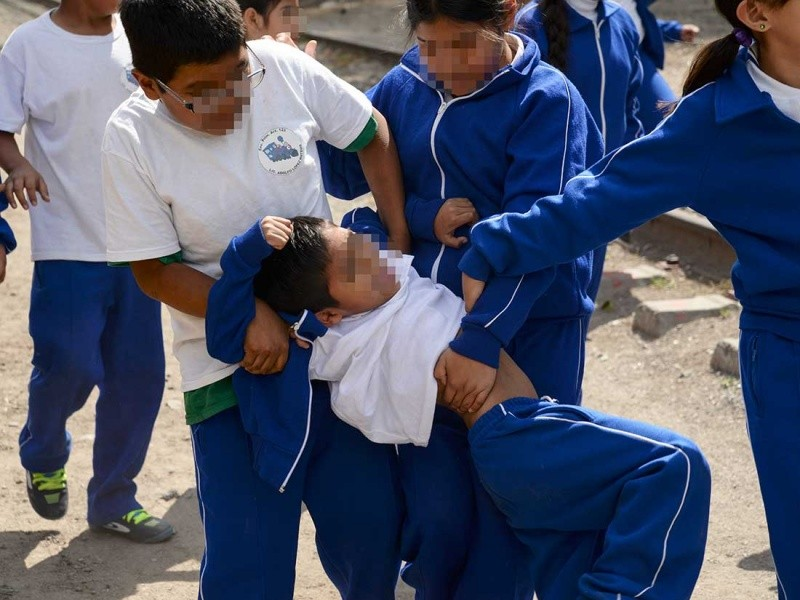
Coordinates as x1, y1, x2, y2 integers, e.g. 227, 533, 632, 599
437, 102, 447, 116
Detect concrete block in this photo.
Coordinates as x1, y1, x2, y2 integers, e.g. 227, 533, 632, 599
633, 294, 738, 338
597, 265, 669, 303
711, 338, 740, 378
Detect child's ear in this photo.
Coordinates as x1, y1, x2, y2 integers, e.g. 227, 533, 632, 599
315, 309, 343, 327
736, 0, 769, 32
132, 69, 160, 101
242, 7, 265, 35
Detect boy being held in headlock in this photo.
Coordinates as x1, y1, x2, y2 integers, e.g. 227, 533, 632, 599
207, 210, 713, 600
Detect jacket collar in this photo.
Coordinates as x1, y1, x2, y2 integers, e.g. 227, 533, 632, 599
566, 0, 619, 32
715, 50, 778, 124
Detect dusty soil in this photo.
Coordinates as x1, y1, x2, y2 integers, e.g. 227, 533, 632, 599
0, 1, 778, 599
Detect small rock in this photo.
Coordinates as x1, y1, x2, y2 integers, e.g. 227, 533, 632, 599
160, 489, 179, 501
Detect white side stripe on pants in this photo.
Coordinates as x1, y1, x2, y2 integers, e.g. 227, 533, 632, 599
536, 416, 692, 598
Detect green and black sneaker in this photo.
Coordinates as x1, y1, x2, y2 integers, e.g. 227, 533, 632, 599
92, 509, 175, 544
26, 469, 68, 520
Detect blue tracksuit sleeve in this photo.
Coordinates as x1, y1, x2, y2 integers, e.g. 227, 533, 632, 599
658, 19, 684, 43
450, 74, 603, 366
405, 194, 446, 242
318, 140, 371, 200
501, 76, 603, 215
459, 94, 710, 281
450, 268, 557, 368
0, 193, 16, 253
206, 222, 275, 365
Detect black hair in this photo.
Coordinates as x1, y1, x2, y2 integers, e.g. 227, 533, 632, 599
120, 0, 246, 83
534, 0, 600, 72
236, 0, 281, 15
405, 0, 517, 35
683, 0, 789, 95
253, 217, 340, 314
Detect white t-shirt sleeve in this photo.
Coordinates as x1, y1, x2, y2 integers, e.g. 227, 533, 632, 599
102, 133, 181, 262
0, 34, 28, 134
298, 53, 374, 150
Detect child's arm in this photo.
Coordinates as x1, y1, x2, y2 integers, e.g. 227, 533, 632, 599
436, 269, 557, 413
458, 93, 711, 285
206, 218, 288, 365
0, 132, 49, 210
356, 108, 411, 253
658, 19, 698, 43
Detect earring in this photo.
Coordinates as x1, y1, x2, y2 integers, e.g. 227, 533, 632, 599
760, 23, 766, 31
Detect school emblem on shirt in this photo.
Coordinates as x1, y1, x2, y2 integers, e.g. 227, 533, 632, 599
258, 128, 304, 175
120, 64, 139, 93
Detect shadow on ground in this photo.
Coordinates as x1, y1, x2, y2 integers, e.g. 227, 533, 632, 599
0, 489, 202, 599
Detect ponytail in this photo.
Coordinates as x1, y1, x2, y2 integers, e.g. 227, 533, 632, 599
683, 0, 789, 96
683, 32, 742, 95
538, 0, 570, 71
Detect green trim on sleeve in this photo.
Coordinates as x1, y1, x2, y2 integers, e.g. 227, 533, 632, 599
343, 115, 378, 153
183, 375, 239, 425
108, 251, 183, 268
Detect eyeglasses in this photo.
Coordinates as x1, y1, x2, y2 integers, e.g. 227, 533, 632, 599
155, 44, 266, 114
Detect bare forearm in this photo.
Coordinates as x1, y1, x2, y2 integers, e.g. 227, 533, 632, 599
130, 260, 215, 318
0, 132, 27, 173
358, 109, 410, 248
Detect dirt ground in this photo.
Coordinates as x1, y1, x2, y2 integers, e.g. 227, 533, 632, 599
0, 1, 779, 599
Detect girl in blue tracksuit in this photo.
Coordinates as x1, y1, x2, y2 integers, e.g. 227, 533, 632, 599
460, 0, 800, 597
515, 0, 644, 301
621, 0, 699, 131
321, 1, 603, 597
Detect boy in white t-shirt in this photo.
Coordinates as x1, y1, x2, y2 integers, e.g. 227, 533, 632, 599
0, 0, 171, 542
103, 0, 410, 597
236, 214, 713, 600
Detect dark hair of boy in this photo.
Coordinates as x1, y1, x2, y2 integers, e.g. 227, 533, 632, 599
119, 0, 247, 83
536, 0, 600, 71
236, 0, 281, 14
405, 0, 515, 34
683, 0, 788, 94
253, 217, 340, 314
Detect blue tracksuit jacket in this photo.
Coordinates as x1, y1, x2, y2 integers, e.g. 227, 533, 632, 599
321, 34, 604, 369
516, 0, 643, 151
637, 0, 684, 70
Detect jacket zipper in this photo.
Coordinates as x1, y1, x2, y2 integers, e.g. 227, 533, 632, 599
401, 64, 512, 283
279, 376, 314, 493
279, 311, 314, 494
592, 19, 608, 147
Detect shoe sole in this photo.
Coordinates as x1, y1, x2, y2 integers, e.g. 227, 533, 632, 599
90, 524, 177, 544
26, 487, 67, 521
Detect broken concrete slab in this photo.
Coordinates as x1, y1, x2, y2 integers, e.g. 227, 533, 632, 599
633, 294, 738, 338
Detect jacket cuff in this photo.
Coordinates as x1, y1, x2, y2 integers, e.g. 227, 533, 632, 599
449, 323, 502, 369
235, 221, 275, 268
0, 222, 16, 254
458, 249, 493, 283
406, 196, 446, 242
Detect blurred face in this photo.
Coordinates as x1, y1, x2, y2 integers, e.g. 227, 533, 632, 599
317, 226, 402, 323
416, 17, 507, 97
243, 0, 302, 40
134, 46, 254, 136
